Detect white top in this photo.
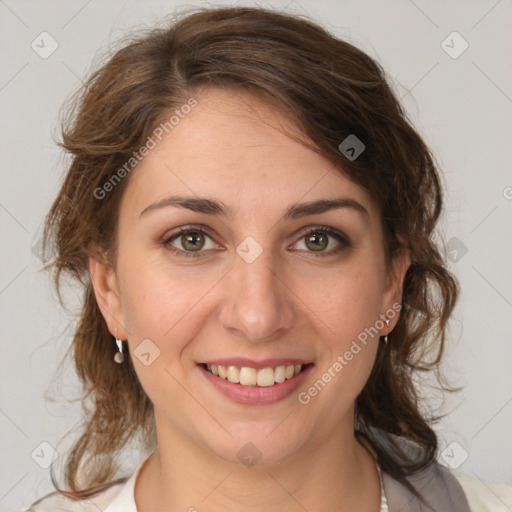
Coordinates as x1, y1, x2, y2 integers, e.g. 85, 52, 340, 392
24, 455, 512, 512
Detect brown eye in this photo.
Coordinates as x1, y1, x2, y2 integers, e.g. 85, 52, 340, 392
304, 232, 329, 252
163, 227, 217, 257
180, 231, 206, 251
291, 226, 351, 257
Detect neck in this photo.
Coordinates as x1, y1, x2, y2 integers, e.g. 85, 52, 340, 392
135, 419, 381, 512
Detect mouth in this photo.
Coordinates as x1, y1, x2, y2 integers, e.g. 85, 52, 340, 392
198, 360, 314, 405
201, 362, 312, 387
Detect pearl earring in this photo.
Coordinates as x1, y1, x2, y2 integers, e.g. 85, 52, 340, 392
114, 329, 124, 364
383, 319, 390, 345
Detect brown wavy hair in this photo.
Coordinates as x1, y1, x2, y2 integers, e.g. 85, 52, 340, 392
40, 5, 458, 503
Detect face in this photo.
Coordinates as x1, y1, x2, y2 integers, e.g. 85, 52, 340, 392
91, 88, 407, 467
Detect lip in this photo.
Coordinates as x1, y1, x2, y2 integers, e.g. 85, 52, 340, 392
198, 362, 314, 406
200, 358, 312, 370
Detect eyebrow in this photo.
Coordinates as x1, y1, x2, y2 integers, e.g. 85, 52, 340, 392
139, 195, 369, 220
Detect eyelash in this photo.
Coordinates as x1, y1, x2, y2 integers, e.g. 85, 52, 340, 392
162, 224, 352, 259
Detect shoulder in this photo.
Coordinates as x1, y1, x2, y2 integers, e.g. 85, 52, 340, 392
381, 459, 512, 512
22, 480, 126, 512
451, 470, 512, 512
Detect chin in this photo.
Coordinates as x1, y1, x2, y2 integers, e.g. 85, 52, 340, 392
206, 428, 306, 469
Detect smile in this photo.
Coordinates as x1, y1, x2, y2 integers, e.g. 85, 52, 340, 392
198, 358, 314, 405
204, 363, 307, 387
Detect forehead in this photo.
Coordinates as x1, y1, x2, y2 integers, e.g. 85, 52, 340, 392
121, 88, 376, 219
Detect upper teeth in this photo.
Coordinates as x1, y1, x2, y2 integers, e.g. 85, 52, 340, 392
206, 364, 303, 387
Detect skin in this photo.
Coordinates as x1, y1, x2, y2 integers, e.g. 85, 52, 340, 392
90, 88, 409, 512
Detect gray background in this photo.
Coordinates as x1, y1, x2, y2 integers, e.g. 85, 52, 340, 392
1, 0, 511, 510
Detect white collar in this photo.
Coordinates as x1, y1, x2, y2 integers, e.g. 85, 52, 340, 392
102, 454, 388, 512
102, 455, 150, 512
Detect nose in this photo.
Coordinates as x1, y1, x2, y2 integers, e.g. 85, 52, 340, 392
218, 246, 295, 343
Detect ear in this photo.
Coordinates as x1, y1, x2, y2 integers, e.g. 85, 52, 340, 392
381, 245, 410, 332
89, 249, 128, 340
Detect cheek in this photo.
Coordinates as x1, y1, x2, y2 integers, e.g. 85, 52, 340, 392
295, 256, 385, 398
115, 249, 223, 364
298, 260, 386, 340
114, 257, 199, 408
116, 244, 186, 333
299, 279, 382, 417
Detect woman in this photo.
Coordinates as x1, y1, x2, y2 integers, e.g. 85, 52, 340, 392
25, 5, 511, 512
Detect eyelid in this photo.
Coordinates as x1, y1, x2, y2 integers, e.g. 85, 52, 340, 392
289, 225, 352, 254
162, 224, 352, 257
161, 224, 220, 257
293, 225, 351, 244
161, 223, 215, 243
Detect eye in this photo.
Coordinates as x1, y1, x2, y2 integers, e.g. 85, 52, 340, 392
162, 224, 351, 259
162, 226, 218, 257
291, 226, 351, 256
